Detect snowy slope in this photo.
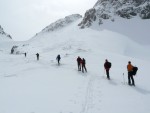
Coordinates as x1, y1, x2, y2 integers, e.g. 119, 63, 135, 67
0, 30, 23, 54
33, 14, 82, 38
90, 17, 150, 45
0, 25, 12, 41
17, 17, 150, 60
79, 0, 150, 45
0, 25, 15, 54
0, 14, 150, 113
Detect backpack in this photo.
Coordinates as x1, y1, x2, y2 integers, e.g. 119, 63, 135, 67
108, 62, 111, 68
56, 55, 61, 60
132, 66, 138, 75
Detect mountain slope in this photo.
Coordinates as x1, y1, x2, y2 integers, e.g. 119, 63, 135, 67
0, 25, 14, 53
16, 16, 150, 60
0, 25, 12, 41
0, 1, 150, 113
78, 0, 150, 44
0, 18, 150, 113
79, 0, 150, 28
34, 14, 82, 38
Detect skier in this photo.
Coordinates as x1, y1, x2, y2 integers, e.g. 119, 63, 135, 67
77, 56, 82, 71
11, 48, 14, 54
36, 53, 39, 61
81, 58, 87, 73
56, 54, 61, 65
127, 61, 135, 86
24, 52, 27, 57
104, 59, 111, 80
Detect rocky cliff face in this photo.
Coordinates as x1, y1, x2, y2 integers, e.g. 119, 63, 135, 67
79, 0, 150, 28
0, 25, 12, 39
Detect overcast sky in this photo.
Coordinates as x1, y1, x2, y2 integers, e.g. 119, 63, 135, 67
0, 0, 97, 41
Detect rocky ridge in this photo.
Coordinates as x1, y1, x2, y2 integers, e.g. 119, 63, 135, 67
79, 0, 150, 28
0, 25, 12, 39
36, 14, 82, 35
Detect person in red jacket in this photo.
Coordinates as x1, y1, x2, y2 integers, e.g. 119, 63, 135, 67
104, 59, 111, 80
81, 58, 87, 73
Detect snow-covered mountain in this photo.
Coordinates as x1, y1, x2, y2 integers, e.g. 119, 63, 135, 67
16, 13, 150, 60
0, 1, 150, 113
30, 1, 150, 45
0, 16, 150, 113
79, 0, 150, 28
78, 0, 150, 45
0, 25, 12, 41
34, 14, 82, 37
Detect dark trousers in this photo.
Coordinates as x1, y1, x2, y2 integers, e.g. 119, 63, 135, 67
57, 59, 60, 65
82, 65, 87, 73
128, 72, 135, 85
106, 70, 110, 79
77, 63, 81, 71
37, 57, 39, 61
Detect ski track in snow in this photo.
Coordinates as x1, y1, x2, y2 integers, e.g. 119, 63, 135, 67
81, 74, 102, 113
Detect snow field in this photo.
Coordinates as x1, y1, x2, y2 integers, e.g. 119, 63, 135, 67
0, 18, 150, 113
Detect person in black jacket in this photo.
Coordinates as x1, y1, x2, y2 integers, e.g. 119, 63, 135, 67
104, 59, 111, 80
81, 58, 87, 73
77, 56, 81, 71
56, 54, 61, 65
36, 53, 39, 61
24, 52, 27, 57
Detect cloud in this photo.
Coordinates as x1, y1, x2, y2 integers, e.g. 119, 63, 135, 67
0, 0, 97, 41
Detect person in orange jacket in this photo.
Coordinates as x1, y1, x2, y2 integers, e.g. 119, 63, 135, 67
127, 61, 135, 86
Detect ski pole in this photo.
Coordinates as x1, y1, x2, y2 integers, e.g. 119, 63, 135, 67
123, 73, 125, 84
103, 69, 105, 76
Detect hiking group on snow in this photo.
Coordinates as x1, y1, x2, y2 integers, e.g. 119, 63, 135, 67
77, 56, 87, 73
11, 51, 138, 86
